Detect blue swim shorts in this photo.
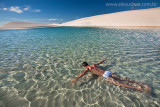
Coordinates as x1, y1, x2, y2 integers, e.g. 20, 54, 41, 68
103, 71, 112, 79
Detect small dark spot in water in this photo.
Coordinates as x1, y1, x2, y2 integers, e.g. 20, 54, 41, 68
55, 86, 59, 90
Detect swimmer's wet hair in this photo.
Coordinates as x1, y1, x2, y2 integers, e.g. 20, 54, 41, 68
82, 62, 88, 67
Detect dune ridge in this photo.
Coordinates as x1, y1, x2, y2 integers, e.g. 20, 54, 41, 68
59, 7, 160, 27
0, 22, 54, 30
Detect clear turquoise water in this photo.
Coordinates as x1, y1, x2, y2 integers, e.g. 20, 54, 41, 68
0, 27, 160, 107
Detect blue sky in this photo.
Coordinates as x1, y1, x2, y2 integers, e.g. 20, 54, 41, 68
0, 0, 159, 26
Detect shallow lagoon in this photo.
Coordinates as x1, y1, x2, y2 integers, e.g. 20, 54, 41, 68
0, 27, 160, 107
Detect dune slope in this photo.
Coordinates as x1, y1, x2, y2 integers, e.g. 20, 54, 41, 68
59, 7, 160, 27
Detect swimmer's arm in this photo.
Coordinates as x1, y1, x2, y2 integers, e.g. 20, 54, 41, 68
96, 59, 107, 65
72, 69, 88, 83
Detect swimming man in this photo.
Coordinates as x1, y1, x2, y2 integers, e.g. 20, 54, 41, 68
72, 59, 152, 93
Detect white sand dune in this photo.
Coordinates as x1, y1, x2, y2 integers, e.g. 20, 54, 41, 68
1, 7, 159, 30
59, 7, 160, 27
0, 22, 54, 30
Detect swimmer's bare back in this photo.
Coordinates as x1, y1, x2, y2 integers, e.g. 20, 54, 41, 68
71, 59, 106, 83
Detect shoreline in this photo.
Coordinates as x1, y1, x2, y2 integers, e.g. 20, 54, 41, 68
57, 25, 160, 27
1, 26, 160, 31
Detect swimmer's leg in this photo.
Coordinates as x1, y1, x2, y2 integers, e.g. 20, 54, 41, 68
111, 74, 136, 82
106, 77, 144, 92
111, 74, 152, 91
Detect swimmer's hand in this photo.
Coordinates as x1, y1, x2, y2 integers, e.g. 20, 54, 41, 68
96, 59, 107, 65
71, 69, 88, 83
71, 79, 77, 83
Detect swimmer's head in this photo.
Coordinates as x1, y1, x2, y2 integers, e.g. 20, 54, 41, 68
82, 62, 88, 67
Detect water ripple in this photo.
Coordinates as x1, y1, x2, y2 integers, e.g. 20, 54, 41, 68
0, 27, 160, 107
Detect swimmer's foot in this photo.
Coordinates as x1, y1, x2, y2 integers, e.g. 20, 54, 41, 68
137, 86, 144, 91
144, 85, 152, 92
137, 86, 151, 95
